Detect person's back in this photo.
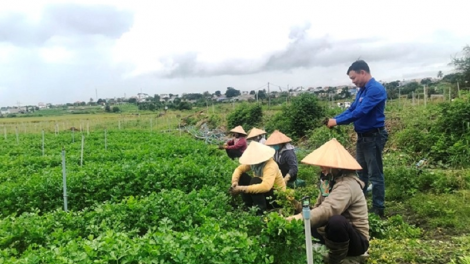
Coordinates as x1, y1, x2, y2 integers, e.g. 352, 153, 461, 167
286, 138, 369, 264
314, 172, 369, 240
274, 143, 298, 181
265, 130, 298, 184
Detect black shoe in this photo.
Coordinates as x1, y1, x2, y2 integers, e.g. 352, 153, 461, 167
370, 207, 384, 217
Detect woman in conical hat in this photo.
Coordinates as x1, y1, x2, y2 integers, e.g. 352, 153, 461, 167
286, 138, 369, 264
265, 130, 298, 185
230, 141, 286, 215
222, 125, 248, 160
246, 127, 267, 144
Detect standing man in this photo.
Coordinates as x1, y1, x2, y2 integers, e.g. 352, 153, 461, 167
326, 60, 388, 217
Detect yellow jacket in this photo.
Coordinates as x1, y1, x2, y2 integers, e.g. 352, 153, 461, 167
231, 158, 286, 194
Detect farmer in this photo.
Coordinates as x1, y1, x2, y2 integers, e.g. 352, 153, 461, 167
230, 141, 286, 215
285, 138, 369, 264
222, 125, 248, 160
265, 130, 298, 185
246, 127, 267, 144
325, 60, 388, 217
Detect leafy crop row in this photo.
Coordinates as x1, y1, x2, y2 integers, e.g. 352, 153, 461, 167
0, 131, 232, 216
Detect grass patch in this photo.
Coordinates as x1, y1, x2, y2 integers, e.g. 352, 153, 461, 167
409, 190, 470, 232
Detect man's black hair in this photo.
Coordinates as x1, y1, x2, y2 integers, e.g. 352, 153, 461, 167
347, 60, 370, 75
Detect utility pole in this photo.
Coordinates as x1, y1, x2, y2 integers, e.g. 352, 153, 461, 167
268, 82, 270, 108
287, 84, 289, 104
423, 85, 427, 107
457, 82, 460, 98
95, 89, 98, 101
398, 86, 401, 108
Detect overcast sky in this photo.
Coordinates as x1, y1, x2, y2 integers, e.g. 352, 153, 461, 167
0, 0, 468, 106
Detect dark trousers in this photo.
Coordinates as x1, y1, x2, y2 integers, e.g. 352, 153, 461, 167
312, 215, 369, 256
356, 129, 388, 210
226, 149, 243, 160
238, 173, 279, 215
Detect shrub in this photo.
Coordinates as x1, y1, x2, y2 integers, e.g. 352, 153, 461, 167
265, 93, 324, 139
227, 103, 262, 129
428, 100, 470, 166
178, 101, 192, 110
394, 127, 434, 154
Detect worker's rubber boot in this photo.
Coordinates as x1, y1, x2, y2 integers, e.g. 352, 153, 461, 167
325, 238, 349, 264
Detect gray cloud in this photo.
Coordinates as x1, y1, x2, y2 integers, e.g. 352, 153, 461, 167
0, 4, 133, 46
157, 24, 463, 79
42, 4, 133, 39
0, 3, 134, 106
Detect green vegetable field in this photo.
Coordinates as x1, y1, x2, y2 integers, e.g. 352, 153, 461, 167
1, 95, 470, 263
0, 129, 310, 263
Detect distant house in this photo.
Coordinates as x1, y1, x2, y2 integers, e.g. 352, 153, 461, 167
0, 107, 9, 114
9, 107, 26, 114
349, 88, 358, 95
160, 94, 170, 102
216, 96, 229, 102
38, 102, 46, 109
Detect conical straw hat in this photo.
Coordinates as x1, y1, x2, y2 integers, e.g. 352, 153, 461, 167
265, 130, 292, 145
230, 125, 247, 135
301, 138, 362, 170
239, 141, 275, 165
247, 127, 267, 139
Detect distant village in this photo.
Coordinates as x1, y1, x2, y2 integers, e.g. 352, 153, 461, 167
0, 77, 439, 115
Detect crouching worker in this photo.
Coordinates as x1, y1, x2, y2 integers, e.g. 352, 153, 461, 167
285, 138, 369, 264
230, 141, 286, 215
222, 125, 248, 160
265, 130, 298, 185
246, 127, 267, 144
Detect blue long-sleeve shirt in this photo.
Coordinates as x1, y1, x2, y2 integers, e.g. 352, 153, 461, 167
335, 78, 386, 133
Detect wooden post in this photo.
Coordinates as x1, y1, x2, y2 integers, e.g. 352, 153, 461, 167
61, 148, 68, 212
80, 135, 85, 166
104, 128, 107, 150
424, 85, 427, 107
42, 130, 45, 156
